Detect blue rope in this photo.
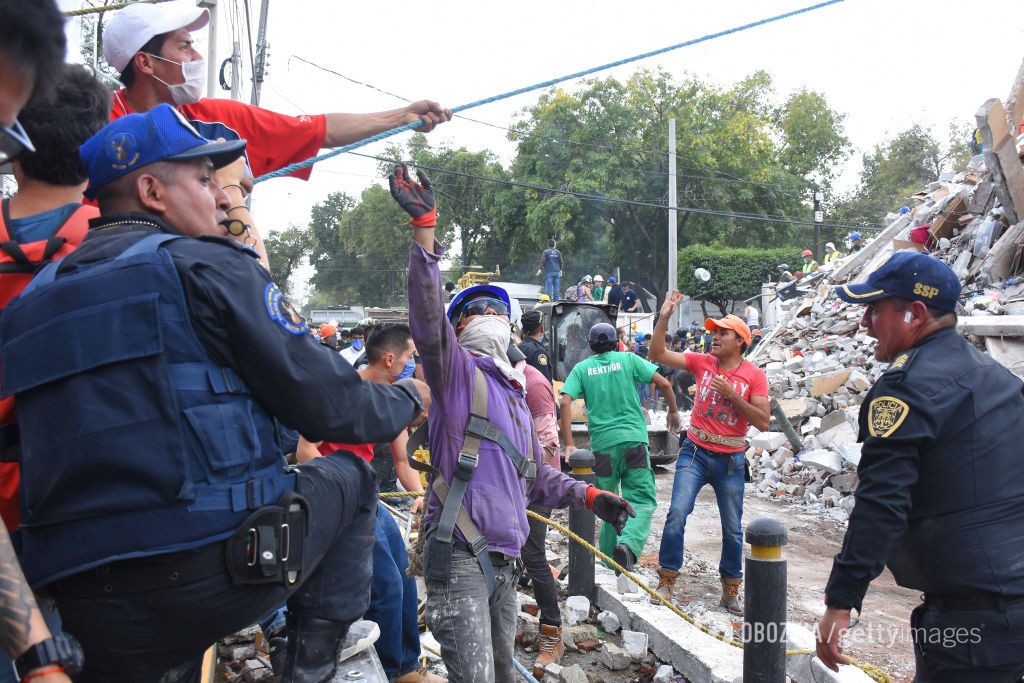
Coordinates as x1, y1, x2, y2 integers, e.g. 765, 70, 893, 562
254, 0, 844, 184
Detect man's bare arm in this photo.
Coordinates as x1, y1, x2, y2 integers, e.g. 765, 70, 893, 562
559, 393, 575, 461
324, 101, 451, 148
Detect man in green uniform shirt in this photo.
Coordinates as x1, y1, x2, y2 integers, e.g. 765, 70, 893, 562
559, 323, 681, 570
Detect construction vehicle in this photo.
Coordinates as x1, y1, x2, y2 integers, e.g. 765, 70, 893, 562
532, 300, 678, 466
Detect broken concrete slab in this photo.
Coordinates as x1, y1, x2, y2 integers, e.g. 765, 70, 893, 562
809, 370, 852, 397
600, 642, 632, 670
800, 449, 842, 474
750, 431, 787, 450
597, 610, 621, 633
819, 411, 847, 432
956, 314, 1024, 337
830, 472, 857, 494
653, 664, 674, 683
558, 664, 588, 683
621, 629, 649, 660
564, 595, 590, 626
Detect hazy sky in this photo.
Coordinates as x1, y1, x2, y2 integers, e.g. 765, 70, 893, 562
65, 0, 1024, 293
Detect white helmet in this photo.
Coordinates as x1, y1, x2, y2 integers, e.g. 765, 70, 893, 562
594, 274, 604, 282
582, 275, 593, 284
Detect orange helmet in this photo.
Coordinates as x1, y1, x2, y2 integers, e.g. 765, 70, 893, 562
802, 249, 813, 258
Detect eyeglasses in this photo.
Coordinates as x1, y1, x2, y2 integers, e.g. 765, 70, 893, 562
0, 119, 35, 165
460, 297, 509, 319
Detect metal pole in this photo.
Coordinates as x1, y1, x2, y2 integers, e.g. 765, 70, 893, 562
768, 398, 803, 453
743, 517, 788, 682
198, 0, 218, 99
250, 0, 270, 105
567, 449, 596, 600
813, 188, 824, 261
667, 119, 678, 332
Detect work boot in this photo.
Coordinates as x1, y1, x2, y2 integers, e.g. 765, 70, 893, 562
532, 624, 565, 678
268, 635, 287, 675
650, 567, 680, 605
394, 668, 446, 683
612, 544, 636, 574
720, 577, 743, 616
279, 614, 350, 683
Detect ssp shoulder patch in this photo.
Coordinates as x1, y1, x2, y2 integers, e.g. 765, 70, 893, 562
264, 282, 307, 335
868, 396, 910, 438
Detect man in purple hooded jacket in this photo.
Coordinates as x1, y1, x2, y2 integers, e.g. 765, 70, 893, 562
390, 165, 634, 683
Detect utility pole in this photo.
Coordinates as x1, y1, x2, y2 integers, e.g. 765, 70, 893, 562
813, 187, 824, 259
667, 118, 678, 332
198, 0, 218, 98
250, 0, 270, 106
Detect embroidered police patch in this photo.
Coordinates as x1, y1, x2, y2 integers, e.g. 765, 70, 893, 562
264, 282, 307, 335
538, 354, 548, 366
868, 396, 909, 438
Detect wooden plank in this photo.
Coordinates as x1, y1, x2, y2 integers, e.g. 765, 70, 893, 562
956, 315, 1024, 337
928, 195, 966, 241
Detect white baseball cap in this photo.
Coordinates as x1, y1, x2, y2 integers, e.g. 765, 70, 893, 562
103, 0, 210, 74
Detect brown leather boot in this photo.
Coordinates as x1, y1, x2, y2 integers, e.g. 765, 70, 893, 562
532, 624, 565, 678
650, 567, 680, 605
394, 668, 446, 683
720, 577, 743, 615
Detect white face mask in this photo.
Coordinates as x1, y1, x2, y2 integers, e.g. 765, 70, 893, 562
148, 54, 206, 106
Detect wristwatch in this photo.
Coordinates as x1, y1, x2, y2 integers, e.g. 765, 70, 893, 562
395, 378, 424, 422
15, 633, 84, 678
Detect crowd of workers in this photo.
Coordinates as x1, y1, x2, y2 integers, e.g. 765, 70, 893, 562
2, 1, 1024, 682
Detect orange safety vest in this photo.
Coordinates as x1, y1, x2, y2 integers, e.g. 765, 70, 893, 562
0, 199, 96, 530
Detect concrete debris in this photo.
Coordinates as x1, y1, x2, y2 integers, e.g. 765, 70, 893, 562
616, 573, 637, 594
653, 664, 675, 683
542, 663, 563, 683
621, 629, 649, 660
600, 642, 633, 671
749, 431, 787, 450
597, 610, 621, 633
559, 664, 589, 683
800, 449, 842, 474
565, 595, 591, 626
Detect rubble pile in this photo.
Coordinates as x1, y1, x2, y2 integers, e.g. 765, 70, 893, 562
745, 105, 1024, 517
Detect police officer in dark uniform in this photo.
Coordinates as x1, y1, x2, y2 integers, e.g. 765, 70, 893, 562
518, 309, 552, 381
0, 105, 430, 683
817, 251, 1024, 682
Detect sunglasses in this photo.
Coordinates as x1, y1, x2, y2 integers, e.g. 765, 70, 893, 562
0, 119, 35, 165
460, 297, 509, 319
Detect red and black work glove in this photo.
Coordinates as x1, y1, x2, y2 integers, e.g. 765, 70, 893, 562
585, 485, 636, 535
388, 163, 436, 227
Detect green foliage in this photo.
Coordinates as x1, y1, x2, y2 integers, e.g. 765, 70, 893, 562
677, 245, 798, 316
834, 121, 971, 225
264, 226, 311, 295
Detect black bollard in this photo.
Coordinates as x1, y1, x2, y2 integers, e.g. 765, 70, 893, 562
743, 516, 789, 682
568, 449, 596, 600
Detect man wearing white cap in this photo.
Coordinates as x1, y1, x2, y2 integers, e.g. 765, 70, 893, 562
103, 0, 451, 186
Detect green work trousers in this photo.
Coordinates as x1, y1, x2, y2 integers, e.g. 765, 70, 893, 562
593, 441, 656, 562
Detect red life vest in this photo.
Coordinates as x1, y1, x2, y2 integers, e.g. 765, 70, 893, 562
0, 199, 96, 531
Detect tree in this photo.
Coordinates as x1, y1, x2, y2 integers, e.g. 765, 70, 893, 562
834, 122, 972, 225
263, 226, 310, 295
491, 69, 849, 307
677, 245, 797, 317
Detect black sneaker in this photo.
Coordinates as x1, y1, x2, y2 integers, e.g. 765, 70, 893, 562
613, 544, 636, 574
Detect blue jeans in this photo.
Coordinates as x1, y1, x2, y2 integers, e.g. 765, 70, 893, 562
544, 272, 560, 300
365, 501, 420, 679
636, 382, 651, 405
658, 437, 745, 578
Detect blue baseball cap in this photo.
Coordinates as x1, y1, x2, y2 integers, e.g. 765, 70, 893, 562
588, 322, 617, 343
834, 251, 961, 312
446, 284, 512, 323
80, 104, 246, 199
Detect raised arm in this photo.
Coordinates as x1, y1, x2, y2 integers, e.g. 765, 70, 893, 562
649, 291, 690, 371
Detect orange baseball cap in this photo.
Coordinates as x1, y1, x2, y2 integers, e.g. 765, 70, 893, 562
704, 314, 751, 346
319, 323, 338, 339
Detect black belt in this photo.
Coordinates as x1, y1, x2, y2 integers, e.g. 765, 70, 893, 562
924, 593, 1024, 612
454, 541, 515, 569
53, 541, 227, 598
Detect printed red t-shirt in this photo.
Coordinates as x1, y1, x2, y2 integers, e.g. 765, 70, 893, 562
318, 441, 375, 464
110, 90, 327, 181
685, 352, 768, 453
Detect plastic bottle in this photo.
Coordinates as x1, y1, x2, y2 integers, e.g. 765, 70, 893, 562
973, 217, 996, 258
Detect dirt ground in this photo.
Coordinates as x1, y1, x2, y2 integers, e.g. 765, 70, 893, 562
639, 464, 919, 682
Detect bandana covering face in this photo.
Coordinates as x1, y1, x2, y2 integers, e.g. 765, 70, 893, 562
458, 315, 525, 387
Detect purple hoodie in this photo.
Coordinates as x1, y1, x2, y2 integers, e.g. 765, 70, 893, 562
408, 241, 588, 556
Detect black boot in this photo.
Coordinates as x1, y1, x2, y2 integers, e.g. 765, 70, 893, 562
279, 614, 351, 683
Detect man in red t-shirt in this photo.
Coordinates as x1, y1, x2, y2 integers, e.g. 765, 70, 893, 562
101, 2, 450, 180
648, 294, 770, 615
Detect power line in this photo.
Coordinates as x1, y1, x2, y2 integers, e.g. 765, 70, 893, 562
256, 0, 846, 183
346, 151, 884, 231
290, 55, 808, 200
